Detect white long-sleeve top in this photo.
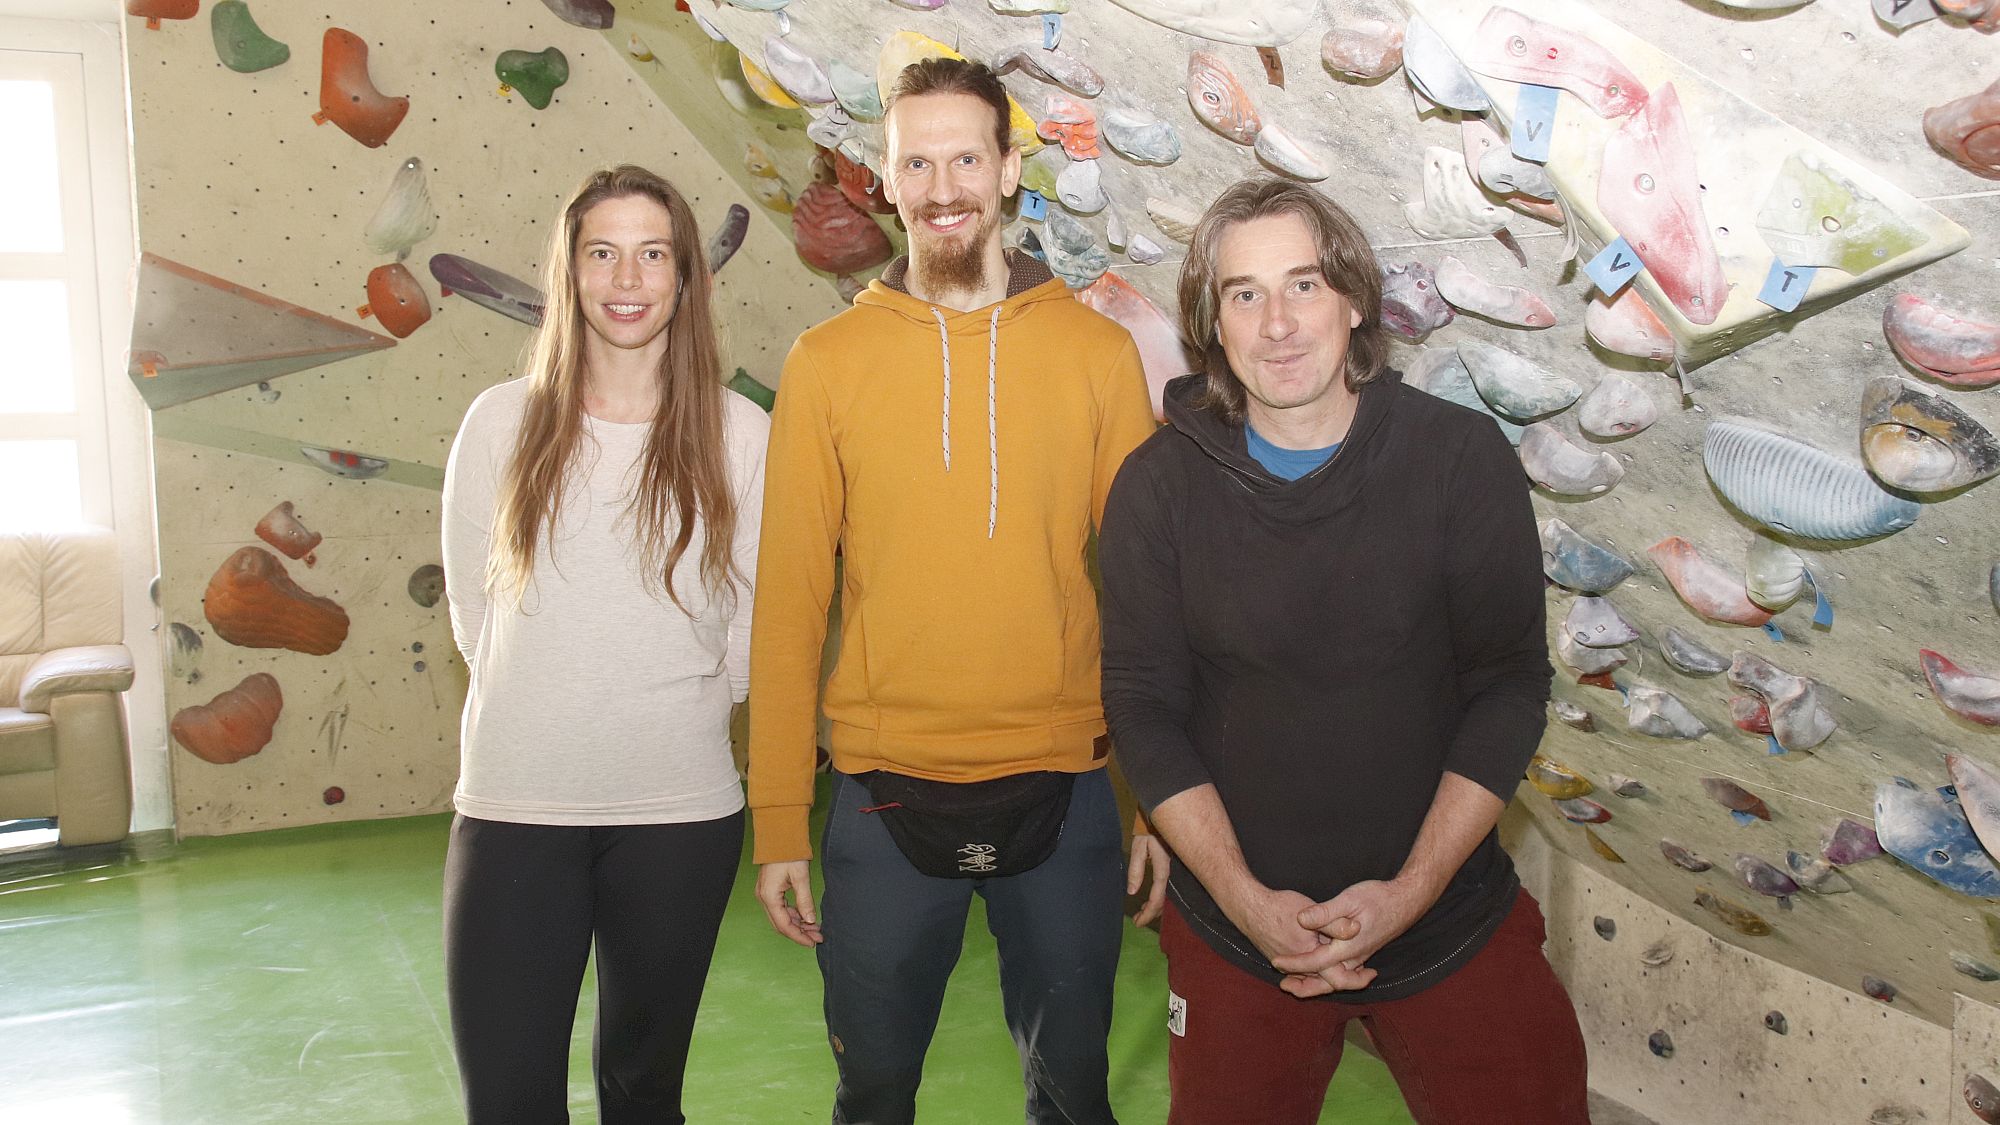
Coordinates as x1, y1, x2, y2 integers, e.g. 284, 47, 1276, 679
441, 377, 768, 825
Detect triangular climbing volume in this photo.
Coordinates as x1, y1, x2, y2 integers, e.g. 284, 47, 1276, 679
127, 253, 396, 410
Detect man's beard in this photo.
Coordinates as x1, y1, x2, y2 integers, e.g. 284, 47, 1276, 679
908, 200, 1000, 296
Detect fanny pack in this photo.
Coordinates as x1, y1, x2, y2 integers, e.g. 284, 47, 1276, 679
859, 770, 1074, 879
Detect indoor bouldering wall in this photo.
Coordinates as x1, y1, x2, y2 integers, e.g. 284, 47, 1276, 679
122, 0, 845, 836
115, 0, 2000, 1114
605, 0, 2000, 1118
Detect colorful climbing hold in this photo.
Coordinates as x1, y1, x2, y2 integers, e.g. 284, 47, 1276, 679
1541, 519, 1634, 594
1921, 649, 2000, 726
1660, 839, 1713, 872
210, 1, 290, 73
1650, 536, 1774, 628
1702, 777, 1771, 821
497, 47, 569, 110
360, 263, 431, 339
1875, 780, 2000, 897
1695, 889, 1773, 936
1703, 421, 1919, 542
314, 28, 409, 149
171, 673, 283, 765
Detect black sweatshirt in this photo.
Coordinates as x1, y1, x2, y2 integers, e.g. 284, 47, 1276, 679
1099, 370, 1552, 1001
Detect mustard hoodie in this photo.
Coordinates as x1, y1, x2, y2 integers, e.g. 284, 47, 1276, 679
748, 252, 1157, 863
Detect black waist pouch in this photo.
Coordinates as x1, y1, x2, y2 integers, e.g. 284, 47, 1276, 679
859, 770, 1075, 878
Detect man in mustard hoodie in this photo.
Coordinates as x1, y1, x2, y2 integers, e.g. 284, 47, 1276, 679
749, 57, 1164, 1125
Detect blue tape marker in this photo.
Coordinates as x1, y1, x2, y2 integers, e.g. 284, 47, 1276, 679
1802, 569, 1833, 628
1761, 622, 1785, 642
1757, 258, 1816, 313
1019, 190, 1048, 222
1512, 84, 1560, 162
1730, 810, 1759, 827
1043, 13, 1061, 49
1614, 682, 1629, 701
1584, 236, 1642, 296
1766, 734, 1785, 756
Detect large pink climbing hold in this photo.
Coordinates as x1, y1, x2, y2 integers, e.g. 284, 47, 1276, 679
1598, 84, 1728, 327
1436, 256, 1556, 329
1885, 293, 2000, 388
1466, 7, 1648, 118
1585, 287, 1674, 364
1647, 536, 1772, 627
1921, 649, 2000, 726
1076, 272, 1198, 422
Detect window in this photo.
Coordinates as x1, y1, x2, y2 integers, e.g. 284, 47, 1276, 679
0, 7, 166, 838
0, 44, 109, 529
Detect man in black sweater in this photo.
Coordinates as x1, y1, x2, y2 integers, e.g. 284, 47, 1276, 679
1098, 178, 1588, 1125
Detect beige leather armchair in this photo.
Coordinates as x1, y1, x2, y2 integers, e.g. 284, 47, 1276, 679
0, 528, 135, 846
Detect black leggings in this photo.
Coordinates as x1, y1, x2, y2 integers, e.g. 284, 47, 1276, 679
443, 811, 744, 1124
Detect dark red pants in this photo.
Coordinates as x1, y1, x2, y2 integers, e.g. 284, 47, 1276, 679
1160, 888, 1589, 1125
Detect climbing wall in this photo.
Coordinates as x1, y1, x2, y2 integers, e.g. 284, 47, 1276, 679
1504, 812, 1959, 1123
608, 0, 2000, 1116
123, 0, 844, 835
117, 0, 2000, 1111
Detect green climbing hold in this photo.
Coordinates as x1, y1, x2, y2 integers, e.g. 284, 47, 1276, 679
729, 369, 775, 412
496, 47, 569, 110
1755, 152, 1927, 277
211, 1, 290, 74
1017, 150, 1060, 200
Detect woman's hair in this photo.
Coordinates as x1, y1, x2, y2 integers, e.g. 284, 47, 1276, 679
487, 164, 738, 613
1176, 177, 1388, 424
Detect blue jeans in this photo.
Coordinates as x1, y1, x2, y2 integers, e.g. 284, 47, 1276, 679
816, 768, 1125, 1125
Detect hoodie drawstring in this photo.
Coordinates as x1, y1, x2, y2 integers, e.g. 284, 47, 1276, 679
933, 307, 953, 473
931, 305, 1004, 539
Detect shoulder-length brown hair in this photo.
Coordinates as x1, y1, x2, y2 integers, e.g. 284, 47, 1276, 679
1176, 178, 1388, 424
487, 164, 738, 613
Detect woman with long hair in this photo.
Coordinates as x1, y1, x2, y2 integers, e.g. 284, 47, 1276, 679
439, 164, 768, 1124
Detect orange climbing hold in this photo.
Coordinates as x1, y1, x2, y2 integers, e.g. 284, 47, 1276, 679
314, 28, 409, 149
360, 263, 431, 339
254, 501, 322, 563
127, 0, 198, 30
203, 545, 350, 656
1038, 95, 1103, 161
171, 673, 284, 765
1925, 78, 2000, 181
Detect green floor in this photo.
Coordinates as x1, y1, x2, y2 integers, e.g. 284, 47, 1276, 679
0, 811, 1416, 1123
